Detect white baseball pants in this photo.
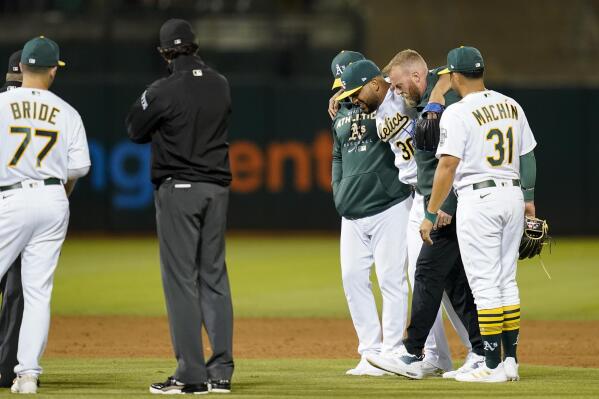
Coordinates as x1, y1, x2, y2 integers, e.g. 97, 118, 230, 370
456, 182, 524, 310
0, 181, 69, 376
340, 198, 411, 356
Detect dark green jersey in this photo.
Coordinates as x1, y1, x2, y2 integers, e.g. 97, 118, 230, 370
331, 102, 412, 219
414, 66, 461, 215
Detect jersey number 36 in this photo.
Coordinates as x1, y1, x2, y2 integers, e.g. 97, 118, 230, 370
8, 126, 58, 168
396, 137, 415, 160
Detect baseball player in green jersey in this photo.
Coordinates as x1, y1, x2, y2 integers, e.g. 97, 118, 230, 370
329, 51, 413, 376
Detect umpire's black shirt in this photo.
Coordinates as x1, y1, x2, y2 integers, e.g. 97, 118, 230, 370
126, 54, 232, 187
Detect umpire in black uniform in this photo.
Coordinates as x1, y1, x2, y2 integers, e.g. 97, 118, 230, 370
0, 49, 24, 387
126, 19, 234, 395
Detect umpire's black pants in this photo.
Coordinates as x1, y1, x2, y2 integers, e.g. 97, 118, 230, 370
0, 258, 23, 386
155, 179, 234, 384
404, 220, 484, 357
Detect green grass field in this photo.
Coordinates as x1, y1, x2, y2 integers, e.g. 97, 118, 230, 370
24, 359, 599, 398
23, 236, 597, 397
53, 236, 599, 320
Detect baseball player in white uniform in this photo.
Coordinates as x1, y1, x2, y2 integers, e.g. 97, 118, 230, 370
374, 86, 475, 374
0, 36, 90, 394
422, 46, 537, 383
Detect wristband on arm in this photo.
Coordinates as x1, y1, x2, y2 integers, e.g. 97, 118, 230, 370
424, 208, 438, 224
422, 102, 445, 117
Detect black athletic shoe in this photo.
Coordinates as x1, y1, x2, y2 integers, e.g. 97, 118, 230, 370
208, 379, 231, 393
149, 376, 208, 395
181, 383, 210, 394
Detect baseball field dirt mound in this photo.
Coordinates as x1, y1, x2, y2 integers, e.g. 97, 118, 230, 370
47, 316, 599, 367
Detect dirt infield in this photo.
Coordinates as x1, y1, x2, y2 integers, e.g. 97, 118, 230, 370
47, 316, 599, 367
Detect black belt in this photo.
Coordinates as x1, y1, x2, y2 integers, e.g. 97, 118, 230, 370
0, 178, 62, 192
472, 179, 521, 190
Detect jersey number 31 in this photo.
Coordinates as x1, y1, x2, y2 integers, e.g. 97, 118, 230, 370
8, 126, 58, 168
486, 127, 513, 167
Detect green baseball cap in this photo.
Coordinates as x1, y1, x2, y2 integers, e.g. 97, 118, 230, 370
336, 59, 381, 101
330, 50, 365, 89
20, 36, 66, 68
438, 46, 483, 75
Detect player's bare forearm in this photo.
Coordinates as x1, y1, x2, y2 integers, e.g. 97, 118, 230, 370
525, 201, 535, 218
429, 74, 451, 105
427, 155, 459, 214
65, 179, 77, 197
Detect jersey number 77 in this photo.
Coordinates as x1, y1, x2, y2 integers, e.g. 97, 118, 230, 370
8, 126, 58, 168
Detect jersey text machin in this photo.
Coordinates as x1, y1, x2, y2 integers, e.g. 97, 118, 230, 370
472, 101, 518, 126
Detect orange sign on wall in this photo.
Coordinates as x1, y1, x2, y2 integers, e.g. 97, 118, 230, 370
230, 129, 333, 194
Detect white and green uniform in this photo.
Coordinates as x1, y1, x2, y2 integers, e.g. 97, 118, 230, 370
438, 89, 536, 310
332, 101, 413, 360
375, 89, 472, 370
0, 87, 90, 377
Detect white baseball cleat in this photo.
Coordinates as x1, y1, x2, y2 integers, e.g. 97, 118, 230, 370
455, 362, 508, 383
11, 374, 39, 394
365, 351, 425, 380
418, 359, 445, 378
503, 357, 520, 381
442, 352, 485, 379
346, 357, 391, 376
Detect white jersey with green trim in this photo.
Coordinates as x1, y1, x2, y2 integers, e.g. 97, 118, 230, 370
0, 87, 90, 186
437, 89, 536, 192
375, 89, 419, 186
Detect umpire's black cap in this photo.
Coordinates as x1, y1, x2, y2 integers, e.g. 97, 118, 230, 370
159, 19, 196, 49
8, 50, 22, 74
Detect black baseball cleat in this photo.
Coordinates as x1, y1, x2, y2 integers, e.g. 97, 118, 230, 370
149, 376, 209, 395
208, 379, 232, 393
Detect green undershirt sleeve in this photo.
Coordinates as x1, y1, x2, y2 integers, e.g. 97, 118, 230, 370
439, 190, 458, 216
520, 150, 536, 202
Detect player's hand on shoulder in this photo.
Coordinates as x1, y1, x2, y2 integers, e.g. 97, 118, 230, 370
524, 201, 535, 218
328, 89, 343, 119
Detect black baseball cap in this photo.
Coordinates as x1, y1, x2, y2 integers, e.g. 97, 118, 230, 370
159, 19, 196, 48
20, 36, 65, 67
8, 50, 22, 74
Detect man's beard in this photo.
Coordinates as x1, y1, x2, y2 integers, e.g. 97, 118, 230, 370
403, 81, 421, 108
364, 92, 384, 113
359, 99, 376, 113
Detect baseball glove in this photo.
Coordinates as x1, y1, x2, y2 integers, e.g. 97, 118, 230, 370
518, 216, 549, 260
414, 103, 444, 152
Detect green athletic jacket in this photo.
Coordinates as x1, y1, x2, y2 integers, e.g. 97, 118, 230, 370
331, 102, 412, 219
415, 66, 460, 215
